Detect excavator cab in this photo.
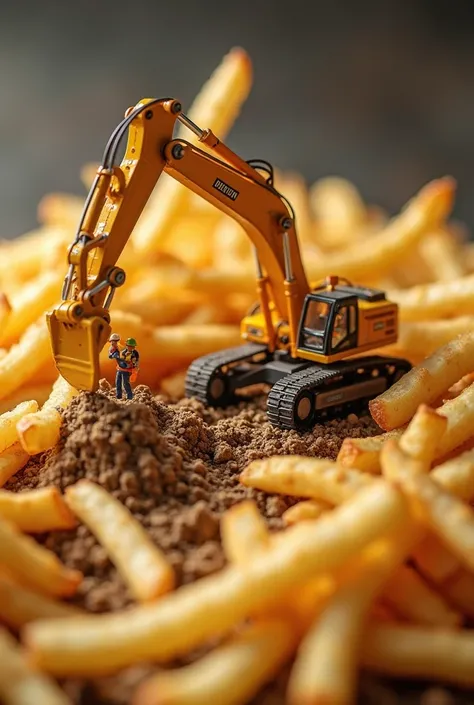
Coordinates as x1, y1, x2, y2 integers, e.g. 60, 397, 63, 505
298, 293, 358, 357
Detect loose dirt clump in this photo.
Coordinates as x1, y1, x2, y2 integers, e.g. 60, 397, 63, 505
9, 384, 469, 705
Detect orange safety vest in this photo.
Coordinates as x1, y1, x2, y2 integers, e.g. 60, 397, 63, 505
116, 348, 139, 377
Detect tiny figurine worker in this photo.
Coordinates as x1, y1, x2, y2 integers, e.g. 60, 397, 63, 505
108, 333, 140, 400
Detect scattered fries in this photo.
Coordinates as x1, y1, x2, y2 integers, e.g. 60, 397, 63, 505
0, 487, 76, 533
0, 574, 81, 629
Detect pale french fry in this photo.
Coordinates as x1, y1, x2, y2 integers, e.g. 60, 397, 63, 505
240, 456, 374, 504
0, 516, 81, 597
0, 271, 62, 346
0, 487, 76, 533
133, 619, 297, 705
399, 404, 447, 467
432, 448, 474, 501
0, 319, 53, 401
336, 428, 405, 474
221, 500, 270, 564
381, 564, 461, 627
309, 177, 368, 249
361, 622, 474, 686
0, 443, 29, 488
17, 375, 77, 455
65, 480, 174, 601
282, 499, 332, 526
0, 574, 82, 629
306, 177, 455, 283
433, 383, 474, 460
411, 534, 461, 584
390, 273, 474, 321
383, 317, 474, 360
37, 193, 84, 229
419, 228, 466, 281
0, 628, 71, 705
288, 534, 415, 705
0, 227, 69, 282
24, 481, 407, 675
157, 214, 221, 269
370, 332, 474, 431
0, 400, 38, 454
134, 48, 252, 253
0, 385, 52, 416
212, 215, 253, 271
277, 171, 319, 250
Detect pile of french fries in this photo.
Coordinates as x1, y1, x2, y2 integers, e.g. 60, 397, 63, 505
1, 45, 474, 703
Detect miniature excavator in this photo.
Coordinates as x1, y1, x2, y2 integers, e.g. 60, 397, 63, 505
47, 98, 411, 431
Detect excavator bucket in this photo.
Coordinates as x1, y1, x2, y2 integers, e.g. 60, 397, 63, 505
46, 312, 111, 392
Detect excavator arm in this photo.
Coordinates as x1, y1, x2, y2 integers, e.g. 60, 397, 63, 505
47, 98, 310, 391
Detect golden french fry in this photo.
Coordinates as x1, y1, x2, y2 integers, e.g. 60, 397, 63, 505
240, 456, 374, 504
134, 48, 252, 253
390, 273, 474, 321
277, 171, 319, 250
0, 628, 71, 705
411, 534, 461, 584
0, 227, 69, 283
370, 332, 474, 431
306, 177, 455, 283
221, 500, 270, 564
17, 375, 77, 455
0, 443, 30, 488
288, 534, 416, 705
24, 481, 407, 675
37, 193, 84, 229
282, 499, 332, 526
309, 177, 368, 249
0, 292, 11, 330
336, 428, 405, 474
0, 319, 53, 401
65, 480, 174, 601
0, 271, 62, 347
384, 317, 474, 361
0, 487, 76, 533
0, 385, 52, 416
361, 622, 474, 686
133, 619, 297, 705
381, 564, 460, 627
0, 400, 38, 454
0, 574, 82, 629
212, 215, 253, 271
419, 228, 466, 281
432, 448, 474, 501
0, 515, 81, 597
399, 404, 447, 467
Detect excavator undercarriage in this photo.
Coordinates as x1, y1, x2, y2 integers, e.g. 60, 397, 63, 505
185, 346, 411, 431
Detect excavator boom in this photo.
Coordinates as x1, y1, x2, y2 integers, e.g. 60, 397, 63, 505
48, 98, 310, 391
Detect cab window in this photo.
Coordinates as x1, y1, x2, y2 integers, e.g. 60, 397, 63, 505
301, 300, 331, 350
330, 304, 356, 352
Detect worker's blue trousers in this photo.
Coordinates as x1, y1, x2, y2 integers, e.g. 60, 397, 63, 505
116, 370, 133, 400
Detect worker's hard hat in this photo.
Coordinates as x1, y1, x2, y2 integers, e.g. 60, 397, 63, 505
126, 337, 137, 347
109, 333, 121, 342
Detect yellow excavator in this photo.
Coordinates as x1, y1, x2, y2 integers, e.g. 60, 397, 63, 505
47, 97, 411, 431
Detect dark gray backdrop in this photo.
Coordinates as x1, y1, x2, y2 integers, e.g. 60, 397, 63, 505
2, 0, 474, 237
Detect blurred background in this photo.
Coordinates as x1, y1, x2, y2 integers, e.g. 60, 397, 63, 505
2, 0, 474, 238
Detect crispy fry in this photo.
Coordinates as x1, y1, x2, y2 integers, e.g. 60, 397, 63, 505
277, 172, 319, 250
133, 620, 297, 705
381, 564, 461, 627
282, 499, 332, 526
240, 456, 374, 504
0, 227, 69, 283
0, 271, 61, 347
0, 400, 38, 454
0, 443, 29, 488
24, 481, 407, 675
288, 534, 415, 705
432, 448, 474, 500
419, 228, 466, 281
65, 480, 174, 601
0, 487, 76, 533
221, 500, 270, 564
361, 622, 474, 686
0, 515, 81, 597
212, 215, 252, 271
384, 316, 474, 361
0, 627, 71, 705
411, 534, 461, 584
0, 574, 81, 629
399, 404, 447, 467
134, 48, 252, 253
309, 177, 368, 249
390, 273, 474, 321
306, 177, 455, 283
0, 319, 52, 401
370, 332, 474, 430
17, 376, 77, 455
336, 428, 404, 474
0, 385, 52, 416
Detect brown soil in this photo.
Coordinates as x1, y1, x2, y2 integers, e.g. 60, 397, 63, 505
7, 384, 473, 705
